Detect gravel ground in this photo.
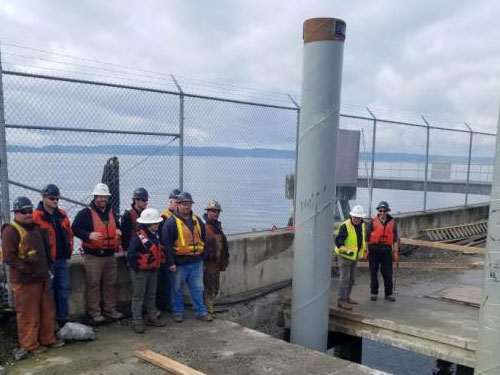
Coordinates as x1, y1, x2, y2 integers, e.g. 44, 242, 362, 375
0, 314, 17, 366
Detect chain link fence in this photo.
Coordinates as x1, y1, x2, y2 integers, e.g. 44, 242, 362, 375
0, 69, 496, 234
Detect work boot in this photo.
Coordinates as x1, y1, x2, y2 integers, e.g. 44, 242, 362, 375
370, 295, 378, 301
146, 317, 167, 327
104, 310, 124, 320
196, 314, 213, 322
337, 302, 353, 310
49, 339, 65, 348
90, 314, 105, 324
347, 298, 358, 305
132, 321, 145, 334
173, 315, 183, 323
32, 346, 48, 355
13, 348, 29, 361
385, 295, 396, 302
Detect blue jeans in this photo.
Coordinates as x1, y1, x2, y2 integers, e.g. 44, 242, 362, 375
172, 260, 207, 317
50, 258, 70, 323
156, 264, 173, 311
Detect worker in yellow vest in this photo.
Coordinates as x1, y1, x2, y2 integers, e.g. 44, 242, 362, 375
334, 205, 366, 310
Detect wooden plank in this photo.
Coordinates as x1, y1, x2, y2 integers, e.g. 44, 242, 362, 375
134, 350, 206, 375
332, 261, 479, 270
425, 286, 481, 308
400, 238, 485, 255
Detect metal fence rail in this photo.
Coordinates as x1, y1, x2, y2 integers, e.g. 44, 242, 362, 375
0, 68, 496, 233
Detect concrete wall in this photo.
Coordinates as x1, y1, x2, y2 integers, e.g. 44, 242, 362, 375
395, 203, 489, 238
68, 229, 294, 318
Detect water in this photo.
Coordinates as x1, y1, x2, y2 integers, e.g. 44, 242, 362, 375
6, 152, 489, 233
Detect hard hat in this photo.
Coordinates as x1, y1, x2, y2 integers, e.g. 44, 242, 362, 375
205, 200, 222, 211
42, 184, 60, 197
177, 192, 194, 203
92, 183, 111, 196
12, 196, 33, 212
349, 205, 366, 218
136, 208, 163, 224
169, 189, 181, 200
132, 187, 149, 200
376, 201, 391, 211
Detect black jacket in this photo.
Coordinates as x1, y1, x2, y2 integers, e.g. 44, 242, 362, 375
72, 200, 120, 256
335, 220, 364, 251
35, 201, 72, 260
120, 205, 141, 252
127, 225, 161, 272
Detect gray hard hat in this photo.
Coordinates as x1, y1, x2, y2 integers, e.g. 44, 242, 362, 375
132, 187, 149, 200
12, 196, 33, 212
177, 192, 194, 203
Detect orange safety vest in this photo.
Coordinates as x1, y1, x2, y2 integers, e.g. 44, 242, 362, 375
82, 208, 120, 251
136, 229, 164, 270
369, 216, 395, 246
161, 208, 174, 220
173, 215, 204, 256
33, 208, 74, 261
128, 208, 139, 230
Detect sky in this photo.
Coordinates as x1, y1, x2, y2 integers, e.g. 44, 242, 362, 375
1, 0, 500, 144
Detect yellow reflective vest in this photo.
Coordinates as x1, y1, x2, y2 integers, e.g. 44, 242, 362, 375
334, 219, 366, 261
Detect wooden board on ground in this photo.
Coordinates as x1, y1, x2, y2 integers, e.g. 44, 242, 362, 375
400, 238, 485, 255
424, 286, 481, 308
134, 349, 206, 375
332, 261, 481, 270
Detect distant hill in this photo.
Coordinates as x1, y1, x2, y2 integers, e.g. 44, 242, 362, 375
6, 144, 494, 164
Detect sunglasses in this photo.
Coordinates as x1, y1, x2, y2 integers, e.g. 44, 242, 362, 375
17, 209, 33, 215
378, 210, 387, 213
137, 198, 148, 202
46, 197, 59, 201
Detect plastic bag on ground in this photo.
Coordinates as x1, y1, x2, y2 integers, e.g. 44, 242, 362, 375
57, 322, 96, 341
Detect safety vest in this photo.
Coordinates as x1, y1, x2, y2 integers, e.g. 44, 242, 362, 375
334, 219, 366, 261
369, 216, 395, 246
2, 222, 38, 261
33, 208, 73, 261
129, 208, 139, 230
173, 215, 204, 256
82, 208, 120, 251
136, 229, 164, 270
161, 208, 174, 220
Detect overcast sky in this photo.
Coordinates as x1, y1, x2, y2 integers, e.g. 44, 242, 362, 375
1, 0, 500, 134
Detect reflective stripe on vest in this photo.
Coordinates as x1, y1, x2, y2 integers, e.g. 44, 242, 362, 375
369, 216, 395, 246
32, 208, 73, 261
161, 209, 174, 220
173, 215, 204, 256
136, 229, 164, 270
82, 208, 120, 251
2, 222, 38, 261
334, 219, 365, 261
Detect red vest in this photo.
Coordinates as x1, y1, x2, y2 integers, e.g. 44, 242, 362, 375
33, 208, 74, 261
136, 229, 164, 270
82, 208, 120, 251
129, 208, 139, 230
369, 216, 395, 246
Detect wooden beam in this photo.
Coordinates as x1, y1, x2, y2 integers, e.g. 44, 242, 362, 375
332, 261, 478, 270
400, 238, 485, 255
134, 350, 206, 375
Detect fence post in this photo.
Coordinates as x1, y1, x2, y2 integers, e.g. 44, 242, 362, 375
464, 122, 473, 206
0, 49, 10, 225
422, 116, 431, 211
288, 94, 300, 226
366, 107, 376, 217
171, 75, 184, 191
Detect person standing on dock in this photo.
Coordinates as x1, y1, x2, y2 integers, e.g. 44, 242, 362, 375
127, 208, 167, 333
203, 200, 230, 319
161, 192, 212, 322
33, 184, 74, 328
2, 196, 64, 356
156, 188, 181, 316
121, 187, 149, 252
367, 201, 399, 302
72, 183, 123, 324
334, 205, 367, 310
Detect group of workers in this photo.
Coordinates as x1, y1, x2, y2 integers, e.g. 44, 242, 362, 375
2, 182, 229, 356
334, 201, 399, 310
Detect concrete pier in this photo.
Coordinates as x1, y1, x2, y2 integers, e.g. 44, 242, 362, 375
7, 318, 389, 375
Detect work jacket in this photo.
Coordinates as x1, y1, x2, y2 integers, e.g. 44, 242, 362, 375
334, 219, 366, 261
203, 213, 229, 272
127, 226, 165, 271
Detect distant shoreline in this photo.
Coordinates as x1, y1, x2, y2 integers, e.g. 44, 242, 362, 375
6, 144, 494, 164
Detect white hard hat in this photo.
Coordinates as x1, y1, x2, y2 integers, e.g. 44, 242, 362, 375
349, 205, 366, 218
92, 183, 111, 196
137, 208, 163, 224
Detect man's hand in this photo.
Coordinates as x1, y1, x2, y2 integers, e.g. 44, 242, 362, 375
393, 250, 399, 262
338, 246, 348, 254
363, 251, 369, 261
89, 232, 104, 241
116, 229, 122, 237
169, 264, 177, 272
